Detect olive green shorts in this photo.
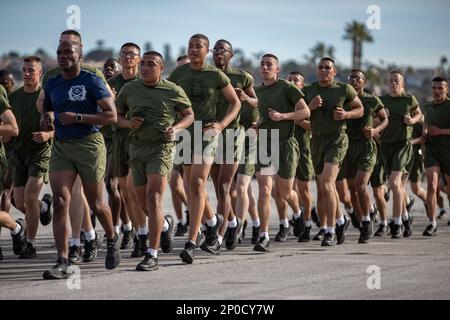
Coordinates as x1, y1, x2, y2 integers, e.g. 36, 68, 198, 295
408, 147, 424, 183
0, 155, 7, 194
425, 143, 450, 176
50, 133, 106, 183
112, 130, 130, 178
380, 140, 413, 176
215, 127, 245, 164
256, 136, 299, 179
130, 142, 176, 187
13, 145, 51, 187
237, 135, 257, 177
370, 147, 387, 188
311, 133, 349, 176
295, 132, 314, 182
341, 138, 377, 180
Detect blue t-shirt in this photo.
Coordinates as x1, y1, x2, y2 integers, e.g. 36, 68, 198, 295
43, 70, 111, 140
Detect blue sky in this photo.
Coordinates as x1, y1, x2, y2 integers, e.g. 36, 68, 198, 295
1, 0, 449, 68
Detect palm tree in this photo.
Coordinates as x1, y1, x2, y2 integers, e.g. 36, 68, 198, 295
343, 21, 373, 69
307, 42, 336, 65
439, 55, 448, 75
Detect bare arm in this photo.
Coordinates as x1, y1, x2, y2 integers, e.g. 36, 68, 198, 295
164, 107, 195, 141
404, 107, 422, 125
235, 86, 258, 108
0, 109, 19, 138
36, 89, 45, 113
334, 96, 364, 121
295, 119, 311, 131
269, 98, 310, 122
204, 84, 241, 133
59, 96, 117, 126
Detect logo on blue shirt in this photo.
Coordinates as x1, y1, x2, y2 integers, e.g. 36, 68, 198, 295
68, 85, 86, 101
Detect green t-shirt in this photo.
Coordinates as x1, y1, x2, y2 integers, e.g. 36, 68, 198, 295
303, 81, 357, 138
107, 73, 139, 135
423, 98, 450, 149
116, 78, 191, 145
255, 78, 305, 140
42, 64, 107, 86
346, 92, 384, 141
0, 95, 12, 156
168, 63, 230, 124
379, 93, 419, 144
216, 67, 254, 128
0, 84, 8, 100
9, 87, 48, 151
240, 104, 259, 130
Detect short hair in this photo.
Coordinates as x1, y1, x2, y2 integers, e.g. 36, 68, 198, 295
0, 69, 12, 78
105, 57, 119, 64
320, 57, 335, 65
60, 30, 82, 42
432, 76, 448, 83
350, 69, 366, 78
143, 51, 165, 65
23, 56, 42, 65
215, 39, 233, 53
390, 70, 405, 78
120, 42, 141, 53
190, 34, 209, 47
288, 71, 304, 77
262, 53, 279, 63
176, 55, 189, 62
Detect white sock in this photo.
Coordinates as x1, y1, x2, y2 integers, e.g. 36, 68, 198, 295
138, 227, 148, 236
11, 224, 21, 235
395, 217, 402, 225
85, 229, 96, 241
430, 220, 437, 227
147, 248, 158, 258
305, 220, 312, 227
218, 235, 223, 245
200, 224, 207, 232
259, 231, 269, 240
406, 196, 411, 206
402, 211, 409, 221
326, 227, 335, 234
228, 218, 237, 228
336, 216, 345, 226
40, 200, 48, 213
362, 214, 371, 222
345, 207, 354, 214
252, 219, 260, 228
114, 225, 121, 234
69, 238, 80, 247
293, 210, 302, 219
369, 204, 375, 213
123, 222, 132, 231
206, 215, 217, 227
280, 219, 289, 228
381, 220, 388, 226
162, 218, 169, 232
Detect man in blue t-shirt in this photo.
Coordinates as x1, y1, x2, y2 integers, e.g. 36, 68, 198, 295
41, 40, 120, 280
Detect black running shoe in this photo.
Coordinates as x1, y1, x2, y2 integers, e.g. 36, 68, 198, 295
275, 224, 291, 242
136, 253, 158, 271
131, 234, 148, 257
422, 224, 437, 237
437, 208, 446, 219
348, 213, 361, 230
120, 229, 135, 249
201, 239, 222, 255
321, 232, 337, 246
160, 215, 174, 253
0, 247, 3, 261
289, 215, 305, 237
374, 223, 389, 237
105, 233, 121, 270
448, 220, 450, 226
83, 234, 99, 262
359, 221, 371, 244
40, 193, 53, 226
311, 205, 320, 228
69, 245, 82, 264
403, 213, 413, 238
179, 241, 195, 264
251, 226, 260, 245
174, 222, 188, 236
313, 228, 326, 241
241, 219, 248, 240
406, 195, 415, 212
384, 188, 390, 202
336, 215, 350, 244
225, 218, 243, 250
43, 256, 71, 280
391, 223, 404, 239
204, 214, 224, 246
253, 236, 270, 252
20, 243, 37, 259
298, 226, 311, 242
370, 204, 379, 223
11, 218, 27, 255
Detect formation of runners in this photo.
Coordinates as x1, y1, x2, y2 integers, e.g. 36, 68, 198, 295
0, 30, 449, 279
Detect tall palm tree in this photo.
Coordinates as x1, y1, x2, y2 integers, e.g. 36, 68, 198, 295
308, 42, 336, 65
343, 21, 373, 69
